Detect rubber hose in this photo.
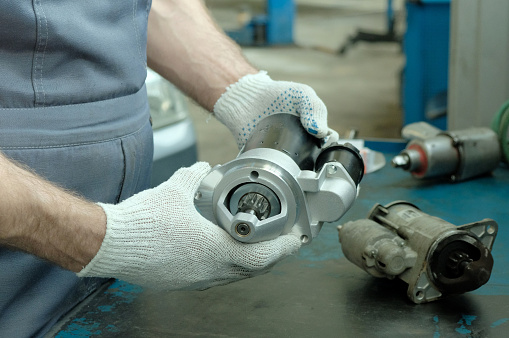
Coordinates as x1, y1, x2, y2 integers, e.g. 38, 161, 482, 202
491, 100, 509, 163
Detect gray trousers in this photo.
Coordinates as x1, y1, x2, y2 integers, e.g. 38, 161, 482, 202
0, 86, 154, 337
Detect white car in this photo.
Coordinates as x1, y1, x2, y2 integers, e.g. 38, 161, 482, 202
146, 68, 198, 187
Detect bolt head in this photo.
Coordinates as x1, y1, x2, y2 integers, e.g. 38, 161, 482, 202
327, 165, 338, 175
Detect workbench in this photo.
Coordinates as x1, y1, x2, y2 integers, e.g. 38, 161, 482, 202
51, 144, 509, 337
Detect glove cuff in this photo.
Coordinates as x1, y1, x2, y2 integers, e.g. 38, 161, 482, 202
77, 202, 152, 278
213, 71, 277, 146
213, 70, 272, 119
77, 162, 212, 281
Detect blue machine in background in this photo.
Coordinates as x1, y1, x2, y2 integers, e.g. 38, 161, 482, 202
403, 0, 451, 130
227, 0, 451, 130
227, 0, 295, 46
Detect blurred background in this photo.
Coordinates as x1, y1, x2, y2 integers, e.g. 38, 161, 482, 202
150, 0, 509, 175
190, 0, 405, 165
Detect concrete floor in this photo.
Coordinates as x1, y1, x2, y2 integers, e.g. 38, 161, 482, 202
189, 0, 404, 166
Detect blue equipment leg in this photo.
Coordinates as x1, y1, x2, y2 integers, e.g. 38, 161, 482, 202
227, 0, 295, 46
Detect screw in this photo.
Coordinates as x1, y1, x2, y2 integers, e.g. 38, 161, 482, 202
327, 165, 338, 175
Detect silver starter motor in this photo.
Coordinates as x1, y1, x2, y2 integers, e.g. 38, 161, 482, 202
391, 122, 500, 181
338, 201, 498, 304
195, 113, 364, 244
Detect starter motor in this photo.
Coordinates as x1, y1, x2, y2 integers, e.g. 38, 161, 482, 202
195, 113, 364, 244
338, 201, 497, 303
391, 122, 500, 181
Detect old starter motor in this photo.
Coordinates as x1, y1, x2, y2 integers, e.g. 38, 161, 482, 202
391, 122, 500, 181
195, 113, 364, 244
338, 201, 498, 303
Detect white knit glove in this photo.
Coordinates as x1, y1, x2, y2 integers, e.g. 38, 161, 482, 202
214, 71, 329, 149
77, 162, 301, 290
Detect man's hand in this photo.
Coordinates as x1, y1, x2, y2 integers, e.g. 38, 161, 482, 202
213, 71, 329, 149
78, 162, 302, 290
0, 152, 300, 290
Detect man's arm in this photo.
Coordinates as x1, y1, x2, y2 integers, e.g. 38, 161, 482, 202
147, 0, 257, 111
147, 0, 331, 148
0, 153, 301, 290
0, 152, 106, 272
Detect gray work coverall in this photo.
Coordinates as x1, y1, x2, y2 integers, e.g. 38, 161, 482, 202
0, 1, 154, 336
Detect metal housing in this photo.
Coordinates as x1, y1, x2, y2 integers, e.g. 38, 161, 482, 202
392, 122, 501, 181
338, 201, 498, 303
195, 114, 363, 244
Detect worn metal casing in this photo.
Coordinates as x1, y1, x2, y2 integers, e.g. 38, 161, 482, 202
338, 201, 498, 303
447, 128, 501, 181
394, 122, 501, 181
